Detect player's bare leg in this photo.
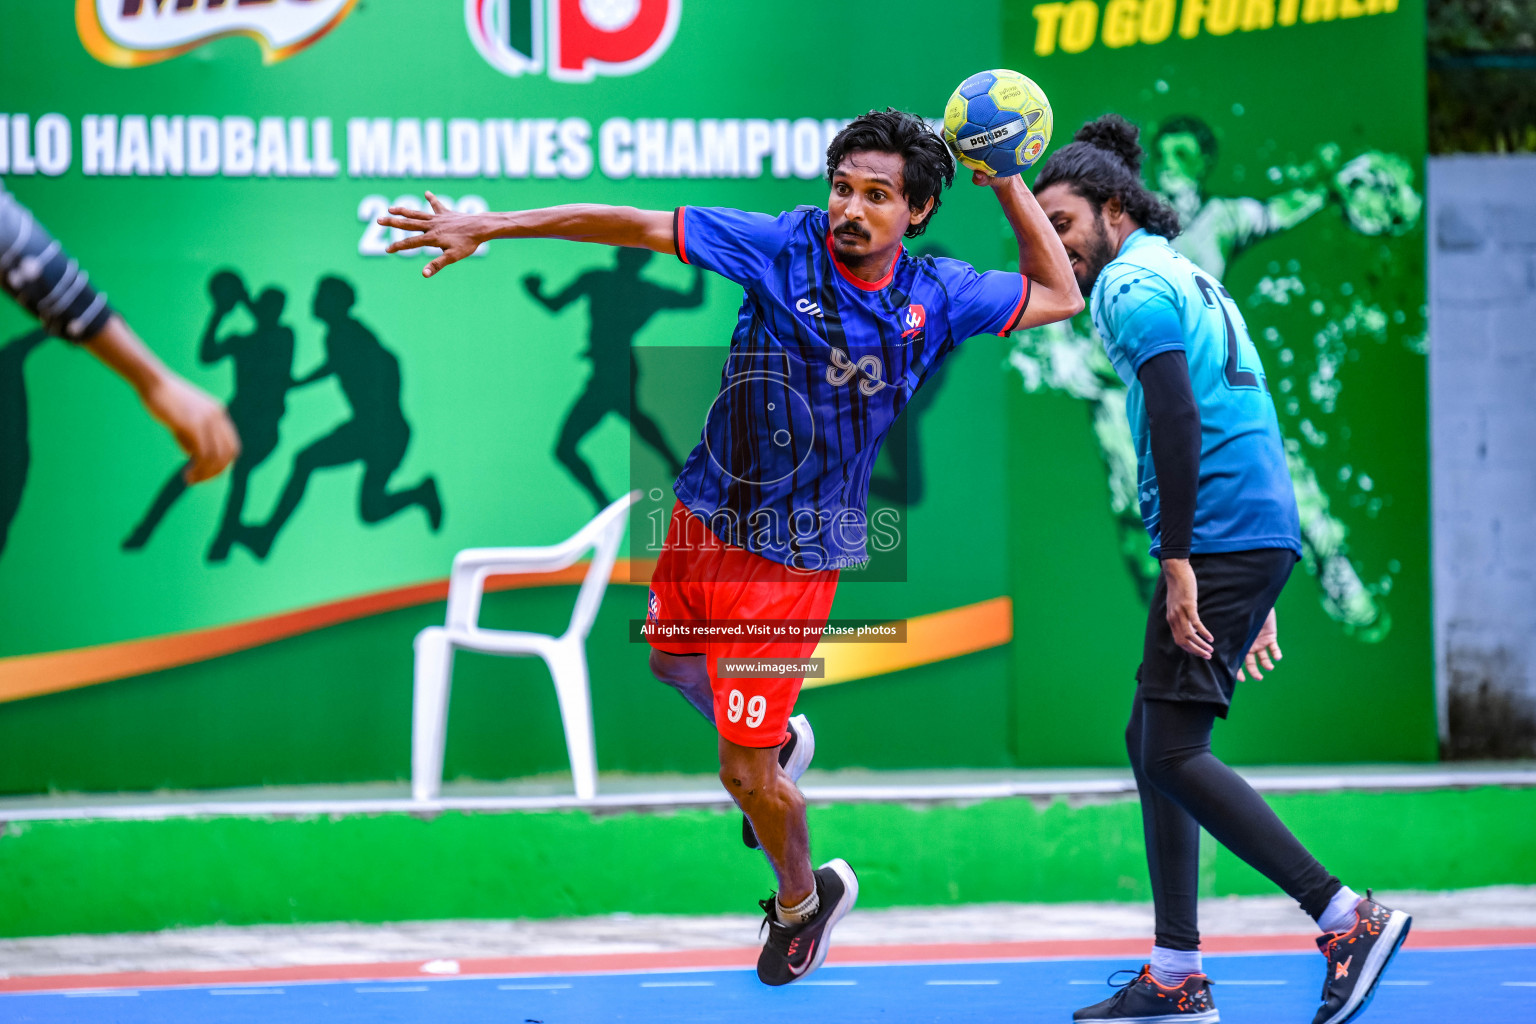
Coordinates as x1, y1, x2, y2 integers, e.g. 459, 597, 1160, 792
647, 649, 714, 722
721, 733, 858, 985
651, 651, 817, 852
718, 736, 814, 904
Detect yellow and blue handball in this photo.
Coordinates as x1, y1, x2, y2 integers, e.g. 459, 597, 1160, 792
943, 69, 1053, 177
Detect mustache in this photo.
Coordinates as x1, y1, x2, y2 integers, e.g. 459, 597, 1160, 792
834, 222, 869, 240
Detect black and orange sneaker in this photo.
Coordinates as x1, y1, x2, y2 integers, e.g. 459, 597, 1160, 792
755, 858, 858, 986
743, 714, 815, 850
1072, 965, 1219, 1023
1312, 890, 1412, 1024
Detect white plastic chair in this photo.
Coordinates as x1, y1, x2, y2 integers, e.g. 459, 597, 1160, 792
411, 490, 640, 802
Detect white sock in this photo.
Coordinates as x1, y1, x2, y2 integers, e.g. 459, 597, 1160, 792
1318, 886, 1363, 935
1148, 945, 1202, 987
776, 887, 820, 925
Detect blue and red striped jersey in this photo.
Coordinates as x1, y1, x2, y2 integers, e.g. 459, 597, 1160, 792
670, 204, 1028, 571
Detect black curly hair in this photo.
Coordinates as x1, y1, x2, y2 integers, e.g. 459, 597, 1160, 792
1034, 114, 1181, 239
826, 109, 955, 238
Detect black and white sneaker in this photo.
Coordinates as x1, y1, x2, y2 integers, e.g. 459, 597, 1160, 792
1073, 965, 1219, 1023
1312, 891, 1412, 1024
755, 858, 858, 986
743, 714, 815, 850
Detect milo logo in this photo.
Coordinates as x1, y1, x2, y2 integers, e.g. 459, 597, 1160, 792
78, 0, 358, 68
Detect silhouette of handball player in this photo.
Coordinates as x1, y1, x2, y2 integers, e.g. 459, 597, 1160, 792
124, 271, 294, 560
249, 276, 442, 558
0, 328, 49, 557
523, 248, 700, 509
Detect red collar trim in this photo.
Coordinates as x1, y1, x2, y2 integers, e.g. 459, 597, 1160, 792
825, 233, 900, 291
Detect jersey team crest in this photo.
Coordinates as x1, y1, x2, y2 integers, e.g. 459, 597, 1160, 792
77, 0, 358, 68
901, 303, 926, 339
467, 0, 681, 82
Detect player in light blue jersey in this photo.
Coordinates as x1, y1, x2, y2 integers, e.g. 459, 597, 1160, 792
1090, 223, 1301, 563
1035, 117, 1409, 1024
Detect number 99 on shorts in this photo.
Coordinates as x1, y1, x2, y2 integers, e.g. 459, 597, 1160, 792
726, 689, 768, 729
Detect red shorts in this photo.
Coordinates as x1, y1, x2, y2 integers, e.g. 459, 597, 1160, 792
645, 502, 839, 747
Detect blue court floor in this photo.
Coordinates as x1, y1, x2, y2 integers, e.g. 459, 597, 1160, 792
5, 946, 1533, 1023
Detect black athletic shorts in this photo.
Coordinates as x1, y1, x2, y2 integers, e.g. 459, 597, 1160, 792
1136, 548, 1297, 717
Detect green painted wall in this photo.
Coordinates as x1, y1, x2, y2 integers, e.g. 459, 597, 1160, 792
3, 786, 1530, 938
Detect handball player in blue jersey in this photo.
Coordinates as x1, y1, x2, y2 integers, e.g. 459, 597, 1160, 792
379, 109, 1082, 985
1035, 116, 1410, 1024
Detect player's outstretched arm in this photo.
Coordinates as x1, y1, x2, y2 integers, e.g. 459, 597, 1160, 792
979, 172, 1084, 329
379, 191, 675, 279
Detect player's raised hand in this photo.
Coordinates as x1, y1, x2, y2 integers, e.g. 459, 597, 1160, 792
1162, 557, 1215, 660
1236, 607, 1282, 682
971, 169, 1034, 193
378, 191, 482, 279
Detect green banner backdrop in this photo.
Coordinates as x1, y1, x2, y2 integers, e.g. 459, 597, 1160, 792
0, 0, 1431, 793
1002, 0, 1433, 764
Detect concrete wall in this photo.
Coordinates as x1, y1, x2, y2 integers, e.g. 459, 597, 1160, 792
1429, 154, 1536, 758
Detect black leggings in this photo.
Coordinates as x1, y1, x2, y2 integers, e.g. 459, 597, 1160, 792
1127, 689, 1342, 950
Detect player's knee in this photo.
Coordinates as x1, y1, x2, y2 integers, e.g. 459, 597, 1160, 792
716, 750, 781, 808
717, 760, 756, 800
647, 648, 674, 681
648, 648, 701, 687
720, 764, 796, 815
